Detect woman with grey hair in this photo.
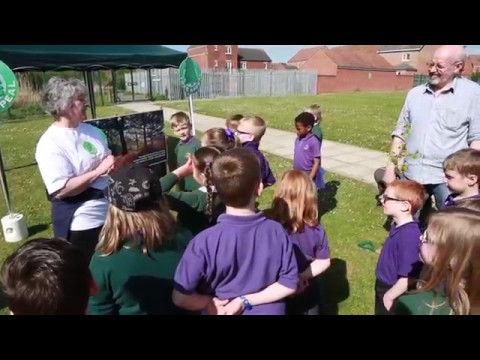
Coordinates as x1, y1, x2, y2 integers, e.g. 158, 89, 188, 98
35, 77, 115, 259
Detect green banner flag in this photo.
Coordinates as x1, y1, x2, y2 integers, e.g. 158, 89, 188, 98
0, 61, 19, 113
179, 57, 202, 95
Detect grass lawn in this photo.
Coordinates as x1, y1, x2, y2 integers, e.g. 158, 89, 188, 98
159, 92, 408, 152
0, 105, 387, 315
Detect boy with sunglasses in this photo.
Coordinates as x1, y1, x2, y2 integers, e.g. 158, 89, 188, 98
375, 180, 425, 315
236, 116, 276, 188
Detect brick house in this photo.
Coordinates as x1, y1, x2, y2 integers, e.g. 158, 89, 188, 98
377, 45, 443, 74
468, 55, 480, 74
187, 45, 239, 70
287, 46, 327, 69
271, 62, 298, 70
288, 47, 413, 93
332, 45, 381, 54
379, 45, 479, 77
238, 48, 272, 70
187, 45, 272, 70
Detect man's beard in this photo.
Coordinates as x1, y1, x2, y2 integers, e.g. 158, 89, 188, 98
428, 74, 441, 85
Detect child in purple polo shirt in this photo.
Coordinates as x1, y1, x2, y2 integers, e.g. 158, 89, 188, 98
236, 116, 276, 187
172, 148, 298, 315
443, 148, 480, 208
268, 170, 331, 315
375, 180, 425, 315
293, 112, 325, 190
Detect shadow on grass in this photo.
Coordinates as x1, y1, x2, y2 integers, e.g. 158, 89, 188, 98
27, 224, 50, 237
318, 181, 340, 220
317, 258, 350, 315
5, 162, 38, 172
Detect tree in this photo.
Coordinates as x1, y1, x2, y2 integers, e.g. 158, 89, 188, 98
472, 71, 480, 83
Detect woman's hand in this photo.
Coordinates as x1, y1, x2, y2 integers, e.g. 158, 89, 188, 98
96, 155, 116, 176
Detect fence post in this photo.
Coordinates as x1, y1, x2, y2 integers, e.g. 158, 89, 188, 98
147, 69, 153, 101
97, 71, 105, 106
269, 70, 273, 96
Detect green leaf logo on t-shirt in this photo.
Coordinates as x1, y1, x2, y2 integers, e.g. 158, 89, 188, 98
83, 141, 98, 155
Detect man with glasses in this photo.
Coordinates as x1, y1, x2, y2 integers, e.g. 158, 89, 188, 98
377, 45, 480, 215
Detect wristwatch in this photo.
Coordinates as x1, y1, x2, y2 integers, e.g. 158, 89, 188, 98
240, 296, 252, 311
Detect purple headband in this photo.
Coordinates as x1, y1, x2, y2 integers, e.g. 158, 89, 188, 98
225, 128, 235, 141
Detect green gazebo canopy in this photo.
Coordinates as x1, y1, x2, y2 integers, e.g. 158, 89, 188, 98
0, 45, 187, 118
0, 45, 187, 71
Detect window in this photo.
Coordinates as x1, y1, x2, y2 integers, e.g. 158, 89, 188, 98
241, 61, 247, 70
402, 53, 411, 62
213, 45, 218, 52
264, 62, 269, 70
225, 60, 232, 70
225, 46, 232, 55
214, 60, 218, 68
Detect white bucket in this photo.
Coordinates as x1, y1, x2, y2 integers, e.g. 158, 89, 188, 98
2, 213, 28, 243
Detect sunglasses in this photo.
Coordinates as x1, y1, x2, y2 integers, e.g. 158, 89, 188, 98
380, 195, 405, 203
235, 129, 251, 136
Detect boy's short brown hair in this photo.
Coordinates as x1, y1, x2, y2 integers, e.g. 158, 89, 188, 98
388, 180, 426, 215
1, 238, 91, 315
212, 148, 261, 208
238, 116, 267, 142
225, 114, 244, 131
170, 112, 191, 129
443, 148, 480, 180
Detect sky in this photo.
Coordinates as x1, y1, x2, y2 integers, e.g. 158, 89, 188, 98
165, 45, 480, 63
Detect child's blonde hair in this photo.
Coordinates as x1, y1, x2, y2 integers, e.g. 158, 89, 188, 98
457, 198, 480, 212
304, 104, 321, 112
170, 111, 191, 129
418, 208, 480, 315
443, 148, 480, 180
304, 104, 321, 122
212, 148, 261, 208
269, 170, 318, 234
239, 116, 267, 142
98, 199, 175, 256
201, 128, 238, 151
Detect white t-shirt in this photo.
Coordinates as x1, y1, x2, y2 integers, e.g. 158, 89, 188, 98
35, 122, 110, 231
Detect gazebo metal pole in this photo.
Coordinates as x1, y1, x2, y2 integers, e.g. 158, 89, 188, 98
84, 70, 97, 119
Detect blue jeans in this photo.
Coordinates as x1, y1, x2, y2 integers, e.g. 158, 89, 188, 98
424, 183, 451, 210
398, 173, 451, 220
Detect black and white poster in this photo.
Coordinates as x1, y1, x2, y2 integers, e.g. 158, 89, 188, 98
88, 110, 167, 177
